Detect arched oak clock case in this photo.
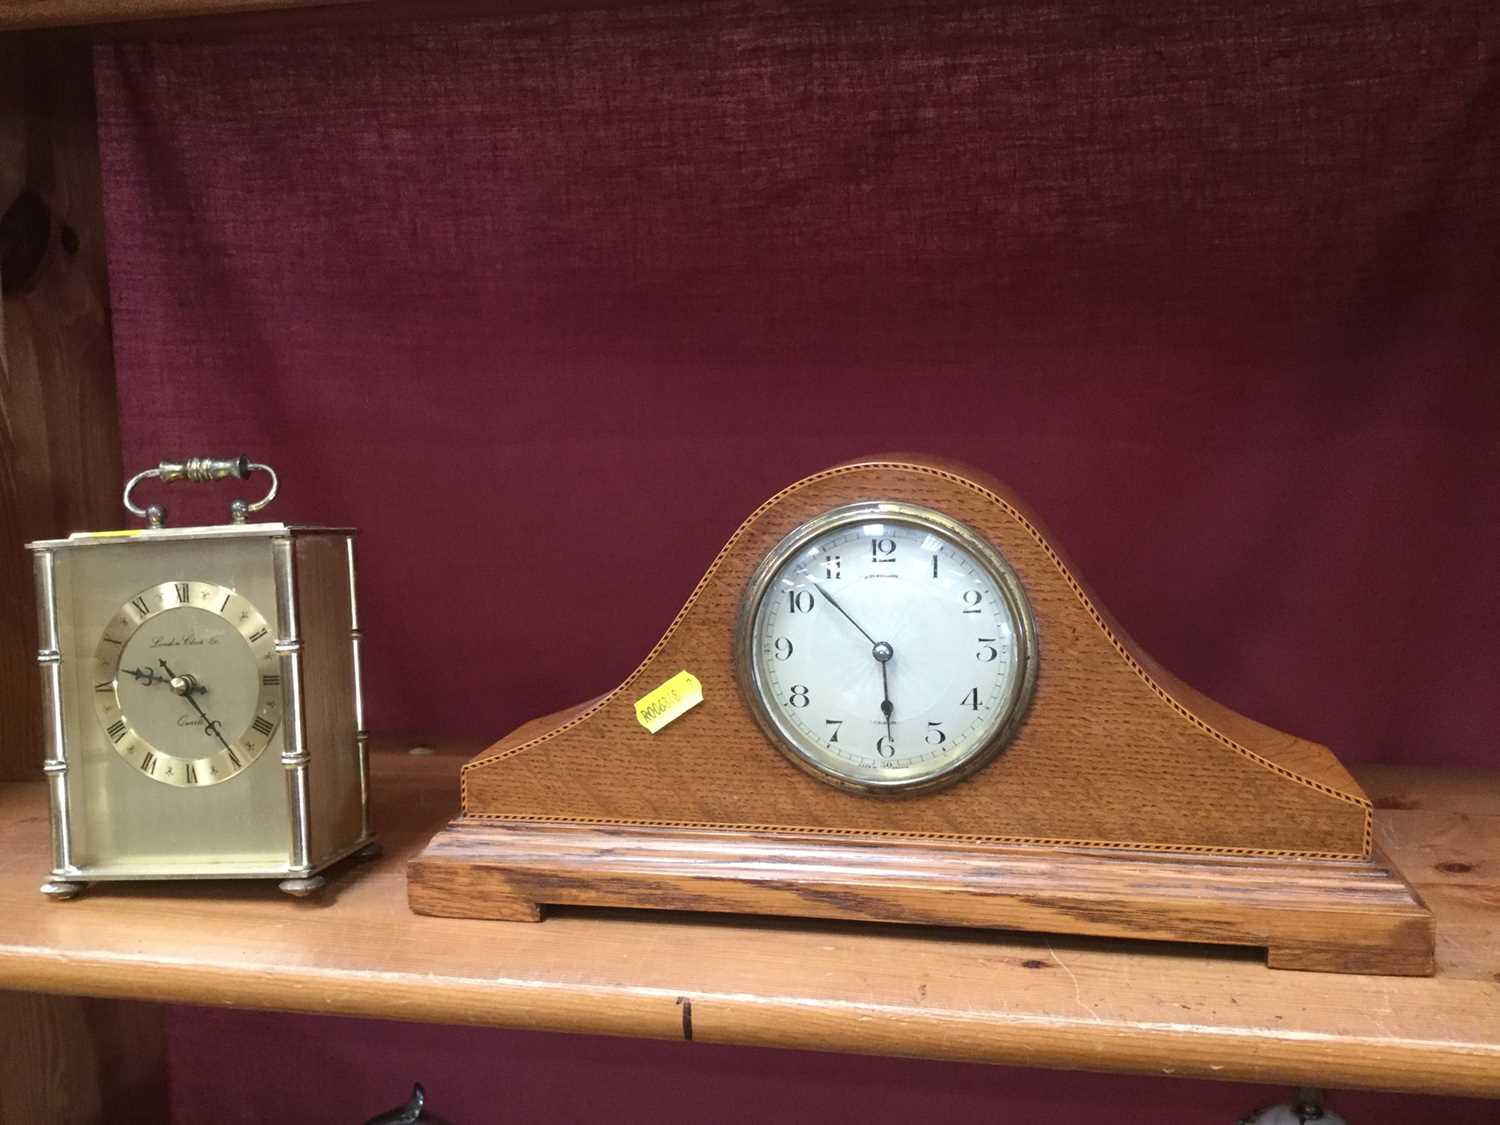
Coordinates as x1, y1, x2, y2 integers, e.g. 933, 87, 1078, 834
409, 457, 1432, 975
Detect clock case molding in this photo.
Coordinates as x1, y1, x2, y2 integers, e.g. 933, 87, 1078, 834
409, 456, 1434, 975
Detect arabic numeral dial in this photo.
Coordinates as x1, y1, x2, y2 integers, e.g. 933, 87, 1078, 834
92, 580, 284, 788
743, 503, 1036, 794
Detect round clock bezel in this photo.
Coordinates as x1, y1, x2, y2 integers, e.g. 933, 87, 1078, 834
735, 500, 1039, 796
91, 580, 282, 788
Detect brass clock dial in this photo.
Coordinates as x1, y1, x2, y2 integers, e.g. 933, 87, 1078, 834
91, 580, 282, 787
737, 502, 1037, 794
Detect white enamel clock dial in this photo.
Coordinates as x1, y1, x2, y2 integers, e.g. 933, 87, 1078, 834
738, 502, 1037, 793
91, 580, 282, 787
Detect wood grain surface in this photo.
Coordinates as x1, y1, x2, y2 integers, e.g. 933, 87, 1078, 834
1, 743, 1496, 1096
1, 38, 161, 1122
0, 33, 122, 782
0, 990, 167, 1124
458, 459, 1372, 857
0, 0, 366, 31
409, 824, 1434, 974
0, 0, 618, 34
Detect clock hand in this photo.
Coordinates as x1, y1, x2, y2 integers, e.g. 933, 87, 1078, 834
875, 641, 895, 742
158, 658, 232, 753
181, 685, 233, 753
124, 665, 206, 693
813, 582, 898, 736
812, 582, 878, 648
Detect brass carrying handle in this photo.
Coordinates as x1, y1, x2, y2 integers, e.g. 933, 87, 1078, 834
123, 456, 279, 528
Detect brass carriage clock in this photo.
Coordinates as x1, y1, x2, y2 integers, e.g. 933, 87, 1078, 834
28, 456, 377, 899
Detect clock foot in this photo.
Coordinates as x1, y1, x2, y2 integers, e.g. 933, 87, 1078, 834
278, 875, 327, 898
40, 880, 87, 901
354, 841, 384, 863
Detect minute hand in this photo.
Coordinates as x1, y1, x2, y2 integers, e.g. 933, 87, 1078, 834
183, 691, 233, 754
159, 657, 233, 754
811, 582, 878, 647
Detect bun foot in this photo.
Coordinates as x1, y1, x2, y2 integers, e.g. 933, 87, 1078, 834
355, 841, 383, 863
278, 875, 327, 897
40, 880, 87, 900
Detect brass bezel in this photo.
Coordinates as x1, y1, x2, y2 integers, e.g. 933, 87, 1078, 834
735, 501, 1038, 796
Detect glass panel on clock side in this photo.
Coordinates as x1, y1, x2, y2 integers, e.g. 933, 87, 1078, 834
294, 533, 364, 867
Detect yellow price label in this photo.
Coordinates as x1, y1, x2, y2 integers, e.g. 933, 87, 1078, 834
634, 670, 703, 734
77, 529, 143, 539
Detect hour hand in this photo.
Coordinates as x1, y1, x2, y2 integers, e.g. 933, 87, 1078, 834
126, 666, 207, 693
876, 641, 895, 740
155, 658, 208, 697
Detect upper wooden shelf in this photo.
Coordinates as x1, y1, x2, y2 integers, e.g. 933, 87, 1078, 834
1, 742, 1497, 1098
1, 0, 540, 33
3, 0, 346, 31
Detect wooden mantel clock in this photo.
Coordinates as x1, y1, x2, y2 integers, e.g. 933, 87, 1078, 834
410, 456, 1433, 975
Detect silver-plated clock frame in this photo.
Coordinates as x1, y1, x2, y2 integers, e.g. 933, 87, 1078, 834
735, 500, 1039, 796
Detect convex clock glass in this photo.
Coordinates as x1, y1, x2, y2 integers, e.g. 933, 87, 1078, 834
737, 502, 1037, 793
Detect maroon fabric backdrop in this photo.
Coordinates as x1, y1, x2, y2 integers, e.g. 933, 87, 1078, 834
92, 1, 1498, 1120
163, 1007, 1500, 1124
